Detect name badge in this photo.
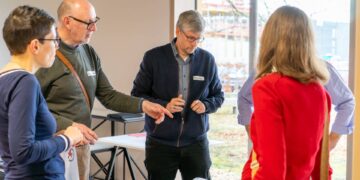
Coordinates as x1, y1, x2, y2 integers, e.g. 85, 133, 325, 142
193, 75, 204, 81
87, 71, 96, 76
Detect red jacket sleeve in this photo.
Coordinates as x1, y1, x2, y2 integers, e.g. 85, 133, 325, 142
251, 78, 286, 179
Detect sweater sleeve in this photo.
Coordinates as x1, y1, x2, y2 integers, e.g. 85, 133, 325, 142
202, 57, 224, 114
95, 59, 142, 113
131, 51, 169, 107
52, 114, 74, 131
252, 78, 286, 179
324, 62, 354, 134
8, 75, 66, 165
237, 71, 255, 125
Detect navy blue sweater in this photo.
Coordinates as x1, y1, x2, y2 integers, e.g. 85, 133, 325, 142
131, 43, 224, 147
0, 71, 66, 180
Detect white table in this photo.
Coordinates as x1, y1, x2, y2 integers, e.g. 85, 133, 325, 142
99, 133, 146, 150
100, 133, 147, 180
98, 133, 148, 180
91, 108, 145, 180
90, 142, 117, 180
99, 133, 223, 150
98, 133, 223, 180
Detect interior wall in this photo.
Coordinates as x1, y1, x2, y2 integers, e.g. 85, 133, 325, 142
0, 1, 172, 180
89, 0, 171, 98
0, 1, 61, 67
0, 0, 171, 106
0, 0, 196, 101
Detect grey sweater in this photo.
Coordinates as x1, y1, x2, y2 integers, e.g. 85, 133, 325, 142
36, 42, 142, 130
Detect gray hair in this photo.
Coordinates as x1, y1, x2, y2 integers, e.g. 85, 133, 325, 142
176, 10, 205, 33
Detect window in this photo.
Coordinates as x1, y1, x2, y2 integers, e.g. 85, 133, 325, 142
197, 0, 251, 178
197, 0, 351, 179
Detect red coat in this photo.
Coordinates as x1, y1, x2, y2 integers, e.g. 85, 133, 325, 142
242, 73, 331, 180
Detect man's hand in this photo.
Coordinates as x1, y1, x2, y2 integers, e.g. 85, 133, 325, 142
329, 132, 341, 151
142, 100, 173, 124
72, 122, 98, 145
166, 95, 185, 113
64, 126, 83, 146
190, 99, 206, 114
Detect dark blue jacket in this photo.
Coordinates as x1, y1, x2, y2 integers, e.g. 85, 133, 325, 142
131, 43, 224, 147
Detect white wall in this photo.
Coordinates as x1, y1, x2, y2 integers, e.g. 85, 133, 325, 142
90, 0, 171, 96
0, 1, 61, 67
0, 1, 172, 180
0, 0, 171, 98
0, 1, 199, 179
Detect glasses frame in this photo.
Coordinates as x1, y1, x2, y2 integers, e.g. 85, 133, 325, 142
68, 16, 100, 30
180, 29, 204, 43
38, 38, 61, 45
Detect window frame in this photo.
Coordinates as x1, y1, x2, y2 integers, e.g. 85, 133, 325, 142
193, 0, 356, 178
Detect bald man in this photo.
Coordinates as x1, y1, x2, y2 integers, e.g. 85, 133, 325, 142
36, 0, 172, 179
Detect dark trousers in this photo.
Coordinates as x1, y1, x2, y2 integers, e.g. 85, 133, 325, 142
144, 138, 211, 180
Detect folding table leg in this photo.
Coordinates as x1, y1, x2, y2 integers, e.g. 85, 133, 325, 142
130, 156, 147, 179
105, 147, 117, 180
122, 148, 136, 180
91, 153, 109, 177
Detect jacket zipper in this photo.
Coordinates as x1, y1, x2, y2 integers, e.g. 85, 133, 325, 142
177, 117, 185, 147
176, 57, 188, 147
152, 124, 158, 133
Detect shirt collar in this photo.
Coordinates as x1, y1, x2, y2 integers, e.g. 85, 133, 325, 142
170, 38, 179, 57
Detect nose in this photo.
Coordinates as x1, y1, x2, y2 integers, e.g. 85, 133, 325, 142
89, 23, 97, 32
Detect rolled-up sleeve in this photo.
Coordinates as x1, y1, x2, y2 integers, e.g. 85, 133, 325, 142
237, 71, 255, 125
325, 62, 355, 134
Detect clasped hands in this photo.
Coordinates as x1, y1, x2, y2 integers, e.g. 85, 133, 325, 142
57, 123, 93, 147
70, 122, 98, 146
143, 95, 206, 125
166, 95, 206, 114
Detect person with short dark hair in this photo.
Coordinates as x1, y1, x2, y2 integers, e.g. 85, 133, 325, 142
0, 5, 83, 180
132, 10, 224, 180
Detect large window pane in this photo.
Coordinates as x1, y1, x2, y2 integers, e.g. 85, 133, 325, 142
198, 0, 350, 179
197, 0, 250, 178
199, 0, 251, 93
258, 0, 350, 82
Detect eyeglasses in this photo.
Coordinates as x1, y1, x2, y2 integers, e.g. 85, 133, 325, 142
68, 16, 100, 30
180, 30, 204, 43
38, 38, 61, 45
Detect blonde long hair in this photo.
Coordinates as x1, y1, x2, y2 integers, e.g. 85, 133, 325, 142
256, 6, 329, 84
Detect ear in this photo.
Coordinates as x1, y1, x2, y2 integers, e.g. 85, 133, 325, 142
28, 39, 40, 54
62, 16, 72, 29
175, 27, 180, 37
